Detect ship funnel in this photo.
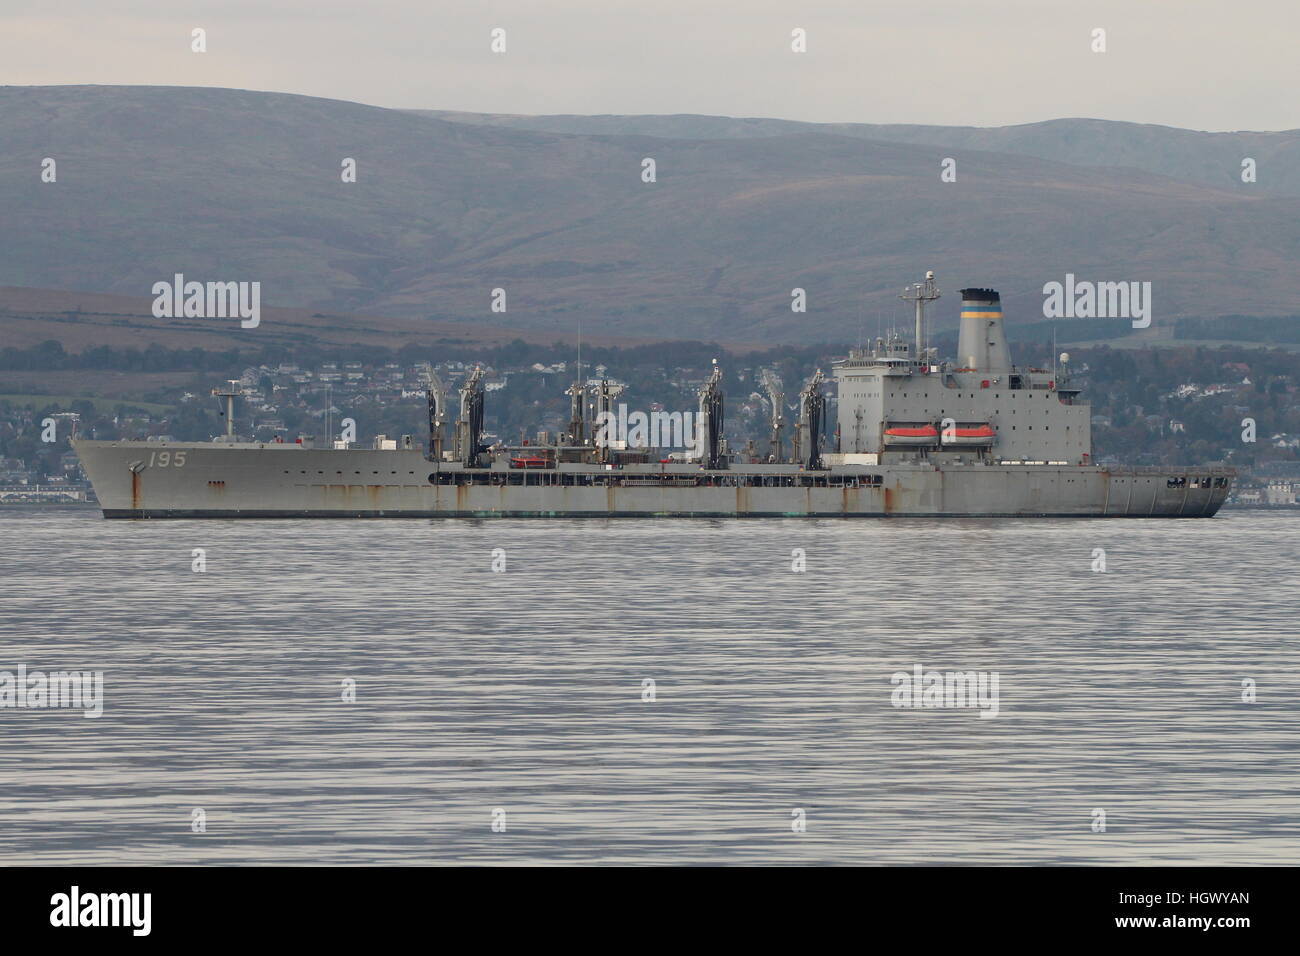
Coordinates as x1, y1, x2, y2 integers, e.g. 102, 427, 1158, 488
957, 288, 1011, 374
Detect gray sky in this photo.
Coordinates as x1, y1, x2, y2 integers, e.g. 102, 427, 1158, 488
4, 0, 1296, 131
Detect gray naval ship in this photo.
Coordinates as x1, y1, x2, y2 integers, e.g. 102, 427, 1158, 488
73, 276, 1233, 518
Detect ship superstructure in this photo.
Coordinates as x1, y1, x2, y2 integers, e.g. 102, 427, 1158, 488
835, 283, 1089, 467
72, 274, 1233, 518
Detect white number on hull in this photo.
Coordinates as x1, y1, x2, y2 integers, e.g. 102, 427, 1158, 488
147, 451, 187, 468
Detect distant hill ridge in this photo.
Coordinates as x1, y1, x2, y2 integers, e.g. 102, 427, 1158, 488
413, 110, 1300, 198
1, 85, 1297, 344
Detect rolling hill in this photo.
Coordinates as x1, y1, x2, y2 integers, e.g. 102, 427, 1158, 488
2, 85, 1297, 346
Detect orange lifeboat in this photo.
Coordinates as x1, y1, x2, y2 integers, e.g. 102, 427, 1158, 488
509, 455, 551, 469
883, 423, 940, 446
941, 423, 996, 446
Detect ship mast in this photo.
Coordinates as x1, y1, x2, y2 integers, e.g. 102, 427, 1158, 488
426, 369, 447, 462
759, 369, 785, 463
566, 379, 586, 447
899, 270, 941, 364
796, 370, 826, 470
454, 366, 486, 467
212, 380, 240, 441
696, 360, 724, 469
594, 379, 625, 463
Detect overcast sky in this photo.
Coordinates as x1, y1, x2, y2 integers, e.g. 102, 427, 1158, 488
4, 0, 1295, 131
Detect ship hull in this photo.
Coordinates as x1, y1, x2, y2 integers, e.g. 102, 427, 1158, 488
73, 440, 1232, 518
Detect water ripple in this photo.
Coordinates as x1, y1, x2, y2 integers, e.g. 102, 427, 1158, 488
0, 509, 1296, 864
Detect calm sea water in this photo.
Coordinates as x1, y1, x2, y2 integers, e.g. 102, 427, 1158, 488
1, 508, 1297, 865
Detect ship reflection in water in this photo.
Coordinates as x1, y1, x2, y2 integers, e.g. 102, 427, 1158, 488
1, 509, 1295, 864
